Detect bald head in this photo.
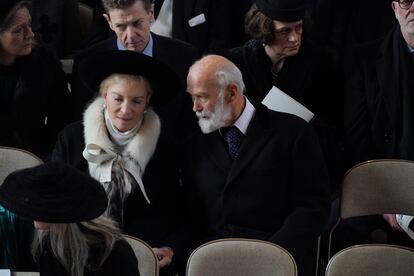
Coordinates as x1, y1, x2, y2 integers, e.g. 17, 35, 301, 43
187, 55, 246, 133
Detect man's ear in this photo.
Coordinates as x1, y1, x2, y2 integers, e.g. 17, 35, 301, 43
103, 13, 114, 30
391, 2, 398, 14
148, 3, 155, 23
226, 84, 239, 102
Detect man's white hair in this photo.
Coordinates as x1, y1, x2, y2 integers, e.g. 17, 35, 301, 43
214, 62, 245, 95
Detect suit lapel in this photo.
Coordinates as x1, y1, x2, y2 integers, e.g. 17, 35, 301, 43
226, 108, 273, 186
204, 132, 232, 175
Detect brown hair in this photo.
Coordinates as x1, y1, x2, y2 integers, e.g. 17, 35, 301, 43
101, 0, 153, 13
0, 1, 31, 33
245, 4, 276, 45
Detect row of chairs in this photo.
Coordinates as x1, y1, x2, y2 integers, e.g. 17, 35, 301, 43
8, 240, 414, 276
125, 236, 414, 276
2, 147, 414, 275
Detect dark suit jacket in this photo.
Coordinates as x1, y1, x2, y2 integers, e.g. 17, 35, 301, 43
71, 33, 199, 141
344, 25, 404, 165
166, 0, 232, 54
182, 104, 331, 274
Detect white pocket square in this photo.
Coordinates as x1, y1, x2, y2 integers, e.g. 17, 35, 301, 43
188, 13, 206, 27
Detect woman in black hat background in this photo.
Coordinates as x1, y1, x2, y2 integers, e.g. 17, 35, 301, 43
52, 50, 184, 275
0, 0, 71, 160
224, 0, 345, 193
0, 162, 139, 276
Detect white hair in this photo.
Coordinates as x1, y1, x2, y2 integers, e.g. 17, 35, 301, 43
214, 62, 245, 95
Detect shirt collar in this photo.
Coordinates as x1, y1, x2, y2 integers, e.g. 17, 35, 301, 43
116, 33, 154, 57
406, 42, 414, 54
233, 97, 255, 135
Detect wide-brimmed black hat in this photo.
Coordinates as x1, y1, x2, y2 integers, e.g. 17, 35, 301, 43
255, 0, 305, 22
78, 50, 181, 106
0, 162, 108, 223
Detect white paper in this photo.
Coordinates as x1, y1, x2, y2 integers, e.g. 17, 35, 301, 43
0, 269, 11, 276
262, 86, 314, 122
188, 13, 206, 27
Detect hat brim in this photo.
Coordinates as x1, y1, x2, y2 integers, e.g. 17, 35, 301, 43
0, 163, 108, 223
255, 0, 306, 22
78, 50, 181, 106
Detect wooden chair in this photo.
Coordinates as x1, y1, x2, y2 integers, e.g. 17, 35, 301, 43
327, 159, 414, 258
123, 234, 159, 276
186, 238, 297, 276
326, 244, 414, 276
0, 146, 42, 184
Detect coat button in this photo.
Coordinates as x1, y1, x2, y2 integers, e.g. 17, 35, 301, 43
384, 133, 391, 143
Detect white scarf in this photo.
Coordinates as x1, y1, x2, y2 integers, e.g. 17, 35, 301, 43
82, 98, 161, 208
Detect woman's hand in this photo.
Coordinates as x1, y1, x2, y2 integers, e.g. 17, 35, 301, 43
152, 246, 174, 267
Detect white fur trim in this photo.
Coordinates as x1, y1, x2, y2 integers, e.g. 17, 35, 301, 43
83, 97, 161, 175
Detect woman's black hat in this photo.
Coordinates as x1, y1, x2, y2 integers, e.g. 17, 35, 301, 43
255, 0, 305, 22
0, 162, 108, 223
78, 50, 181, 106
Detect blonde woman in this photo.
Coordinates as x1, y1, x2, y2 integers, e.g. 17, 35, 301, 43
52, 51, 184, 274
0, 162, 139, 276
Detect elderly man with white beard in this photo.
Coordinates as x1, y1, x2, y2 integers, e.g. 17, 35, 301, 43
181, 55, 331, 276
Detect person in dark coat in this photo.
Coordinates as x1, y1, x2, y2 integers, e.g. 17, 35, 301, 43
152, 0, 232, 55
86, 0, 232, 55
0, 0, 71, 160
183, 55, 331, 276
71, 0, 199, 142
223, 0, 344, 191
0, 162, 139, 276
53, 51, 184, 275
342, 0, 414, 249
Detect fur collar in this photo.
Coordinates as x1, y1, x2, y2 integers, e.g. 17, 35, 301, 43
83, 97, 160, 173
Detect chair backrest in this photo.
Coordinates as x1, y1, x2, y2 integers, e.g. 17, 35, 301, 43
186, 238, 297, 276
123, 234, 159, 276
325, 244, 414, 276
0, 147, 42, 185
12, 272, 40, 276
341, 159, 414, 219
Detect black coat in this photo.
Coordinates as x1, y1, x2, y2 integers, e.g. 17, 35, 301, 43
0, 46, 71, 159
37, 239, 139, 276
182, 104, 331, 275
344, 26, 406, 165
52, 121, 184, 253
224, 39, 344, 189
162, 0, 232, 54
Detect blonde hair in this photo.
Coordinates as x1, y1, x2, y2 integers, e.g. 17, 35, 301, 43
99, 73, 153, 98
32, 216, 122, 276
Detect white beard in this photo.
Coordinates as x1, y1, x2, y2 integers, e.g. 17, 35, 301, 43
196, 92, 232, 134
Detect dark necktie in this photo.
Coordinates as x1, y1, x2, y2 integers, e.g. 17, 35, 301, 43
222, 126, 243, 160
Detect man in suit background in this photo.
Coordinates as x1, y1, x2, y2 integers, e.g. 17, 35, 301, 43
183, 55, 330, 275
152, 0, 233, 54
71, 0, 199, 141
343, 0, 414, 246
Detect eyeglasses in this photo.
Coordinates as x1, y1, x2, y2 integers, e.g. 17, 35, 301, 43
395, 0, 414, 9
